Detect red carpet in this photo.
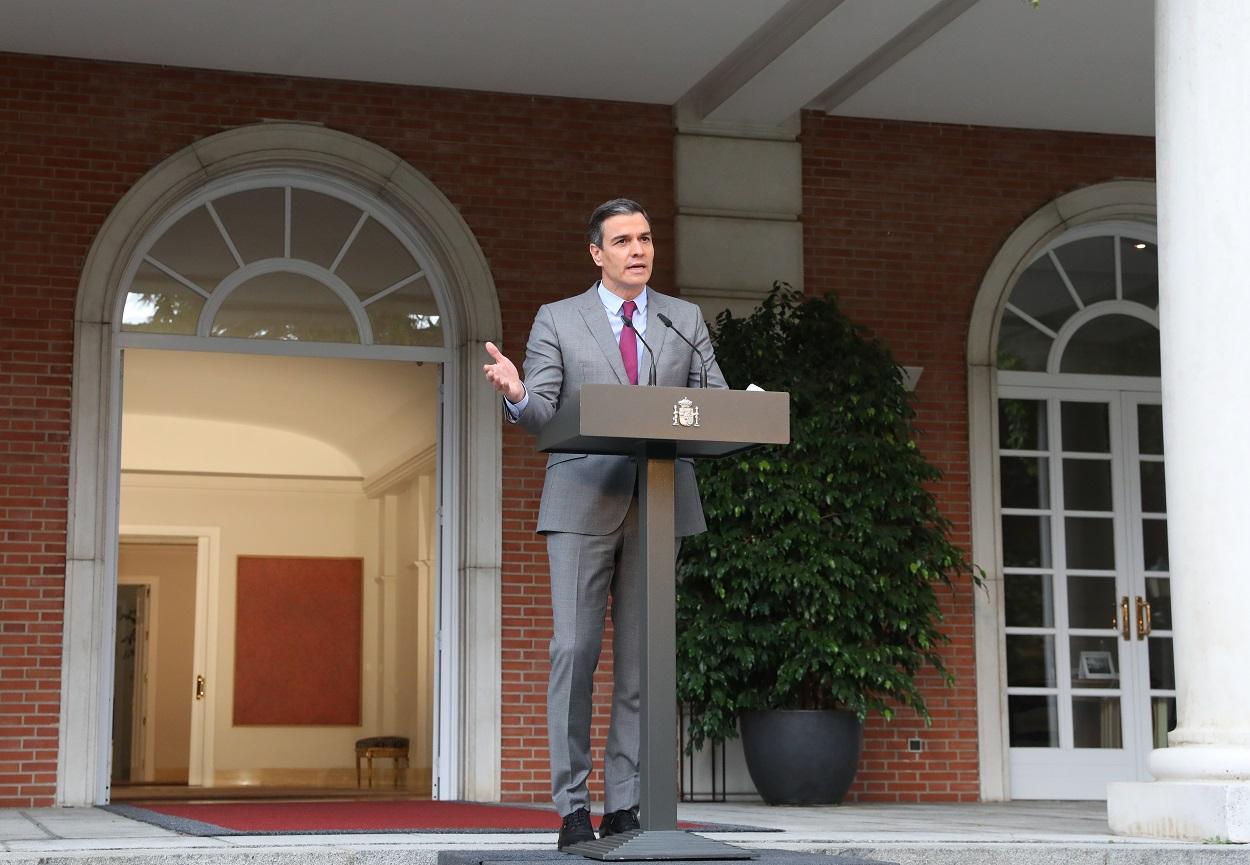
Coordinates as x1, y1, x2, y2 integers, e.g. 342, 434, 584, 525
105, 800, 738, 836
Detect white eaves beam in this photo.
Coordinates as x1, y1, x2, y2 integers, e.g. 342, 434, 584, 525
815, 0, 983, 113
678, 0, 850, 120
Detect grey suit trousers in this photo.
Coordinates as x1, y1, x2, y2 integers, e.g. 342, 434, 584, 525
547, 497, 642, 817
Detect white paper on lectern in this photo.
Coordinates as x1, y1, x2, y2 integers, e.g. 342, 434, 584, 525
746, 383, 764, 391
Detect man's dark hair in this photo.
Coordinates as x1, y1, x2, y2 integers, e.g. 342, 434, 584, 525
587, 198, 649, 248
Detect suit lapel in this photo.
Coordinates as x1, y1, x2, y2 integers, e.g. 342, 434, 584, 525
578, 286, 628, 384
644, 291, 671, 384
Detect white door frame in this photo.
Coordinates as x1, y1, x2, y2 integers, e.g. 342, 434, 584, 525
119, 527, 218, 786
966, 180, 1157, 800
60, 123, 503, 806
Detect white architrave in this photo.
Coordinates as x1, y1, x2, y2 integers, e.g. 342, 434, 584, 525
966, 180, 1156, 801
117, 525, 219, 787
63, 123, 502, 805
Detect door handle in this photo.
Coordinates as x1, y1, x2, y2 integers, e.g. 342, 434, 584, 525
1136, 596, 1152, 640
195, 675, 206, 700
1119, 596, 1130, 641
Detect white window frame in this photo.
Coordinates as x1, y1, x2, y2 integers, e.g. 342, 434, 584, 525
117, 170, 449, 357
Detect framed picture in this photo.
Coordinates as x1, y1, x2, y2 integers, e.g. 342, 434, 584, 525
1078, 650, 1117, 679
234, 555, 363, 726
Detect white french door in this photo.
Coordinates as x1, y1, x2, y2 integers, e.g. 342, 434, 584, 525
999, 386, 1175, 798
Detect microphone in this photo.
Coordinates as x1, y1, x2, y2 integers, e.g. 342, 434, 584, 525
656, 312, 710, 388
621, 314, 657, 385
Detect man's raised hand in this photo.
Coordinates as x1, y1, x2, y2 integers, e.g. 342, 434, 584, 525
483, 341, 525, 403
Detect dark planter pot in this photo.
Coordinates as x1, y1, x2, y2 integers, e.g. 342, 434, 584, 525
740, 709, 863, 805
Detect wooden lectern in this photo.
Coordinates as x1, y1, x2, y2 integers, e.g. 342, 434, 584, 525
538, 384, 790, 861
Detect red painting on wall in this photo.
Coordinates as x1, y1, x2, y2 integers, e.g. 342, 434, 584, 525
234, 555, 363, 726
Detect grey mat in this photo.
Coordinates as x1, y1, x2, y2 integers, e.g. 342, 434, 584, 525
100, 804, 777, 837
439, 848, 895, 865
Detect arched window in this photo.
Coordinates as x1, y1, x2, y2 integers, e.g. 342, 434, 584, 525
992, 221, 1173, 799
66, 124, 503, 807
119, 174, 444, 349
997, 230, 1158, 376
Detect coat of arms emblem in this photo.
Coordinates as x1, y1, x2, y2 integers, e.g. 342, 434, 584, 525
672, 397, 700, 428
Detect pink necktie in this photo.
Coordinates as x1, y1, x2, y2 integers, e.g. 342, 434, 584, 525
619, 300, 639, 385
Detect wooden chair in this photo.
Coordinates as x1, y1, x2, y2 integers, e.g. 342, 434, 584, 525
355, 736, 410, 788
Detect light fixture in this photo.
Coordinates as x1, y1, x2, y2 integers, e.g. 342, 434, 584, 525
1134, 242, 1147, 250
901, 366, 923, 392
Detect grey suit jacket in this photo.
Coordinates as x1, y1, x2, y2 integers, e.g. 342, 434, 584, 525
513, 285, 728, 536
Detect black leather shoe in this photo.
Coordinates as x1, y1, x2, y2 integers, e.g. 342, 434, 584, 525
598, 807, 640, 838
557, 807, 596, 851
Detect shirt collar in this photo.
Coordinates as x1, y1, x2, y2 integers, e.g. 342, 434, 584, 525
597, 281, 647, 316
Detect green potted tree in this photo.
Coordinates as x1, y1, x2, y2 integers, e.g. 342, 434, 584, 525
676, 283, 978, 805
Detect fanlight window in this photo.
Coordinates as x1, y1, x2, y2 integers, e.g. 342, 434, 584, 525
998, 233, 1158, 376
121, 180, 443, 347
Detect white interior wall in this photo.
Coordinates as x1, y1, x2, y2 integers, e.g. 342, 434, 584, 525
120, 474, 378, 773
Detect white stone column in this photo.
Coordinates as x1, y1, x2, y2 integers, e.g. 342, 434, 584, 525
1107, 0, 1250, 843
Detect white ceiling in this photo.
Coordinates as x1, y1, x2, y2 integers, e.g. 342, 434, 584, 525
833, 0, 1154, 134
122, 349, 439, 478
0, 0, 1154, 135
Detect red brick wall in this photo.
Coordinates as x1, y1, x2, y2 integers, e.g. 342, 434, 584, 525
802, 112, 1155, 800
0, 50, 673, 807
0, 48, 1158, 808
0, 258, 70, 805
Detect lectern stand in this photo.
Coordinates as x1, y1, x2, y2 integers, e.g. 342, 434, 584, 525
537, 384, 790, 861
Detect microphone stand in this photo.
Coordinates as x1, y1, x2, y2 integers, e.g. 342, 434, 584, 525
656, 312, 710, 388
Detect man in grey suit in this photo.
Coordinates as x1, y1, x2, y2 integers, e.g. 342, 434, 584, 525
483, 199, 726, 849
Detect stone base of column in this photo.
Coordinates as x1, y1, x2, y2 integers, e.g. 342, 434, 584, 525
1108, 780, 1250, 842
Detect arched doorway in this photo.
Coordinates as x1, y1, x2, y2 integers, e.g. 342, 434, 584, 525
60, 124, 503, 805
969, 181, 1168, 800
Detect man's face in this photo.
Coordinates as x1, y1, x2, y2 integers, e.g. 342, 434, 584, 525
590, 212, 653, 298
